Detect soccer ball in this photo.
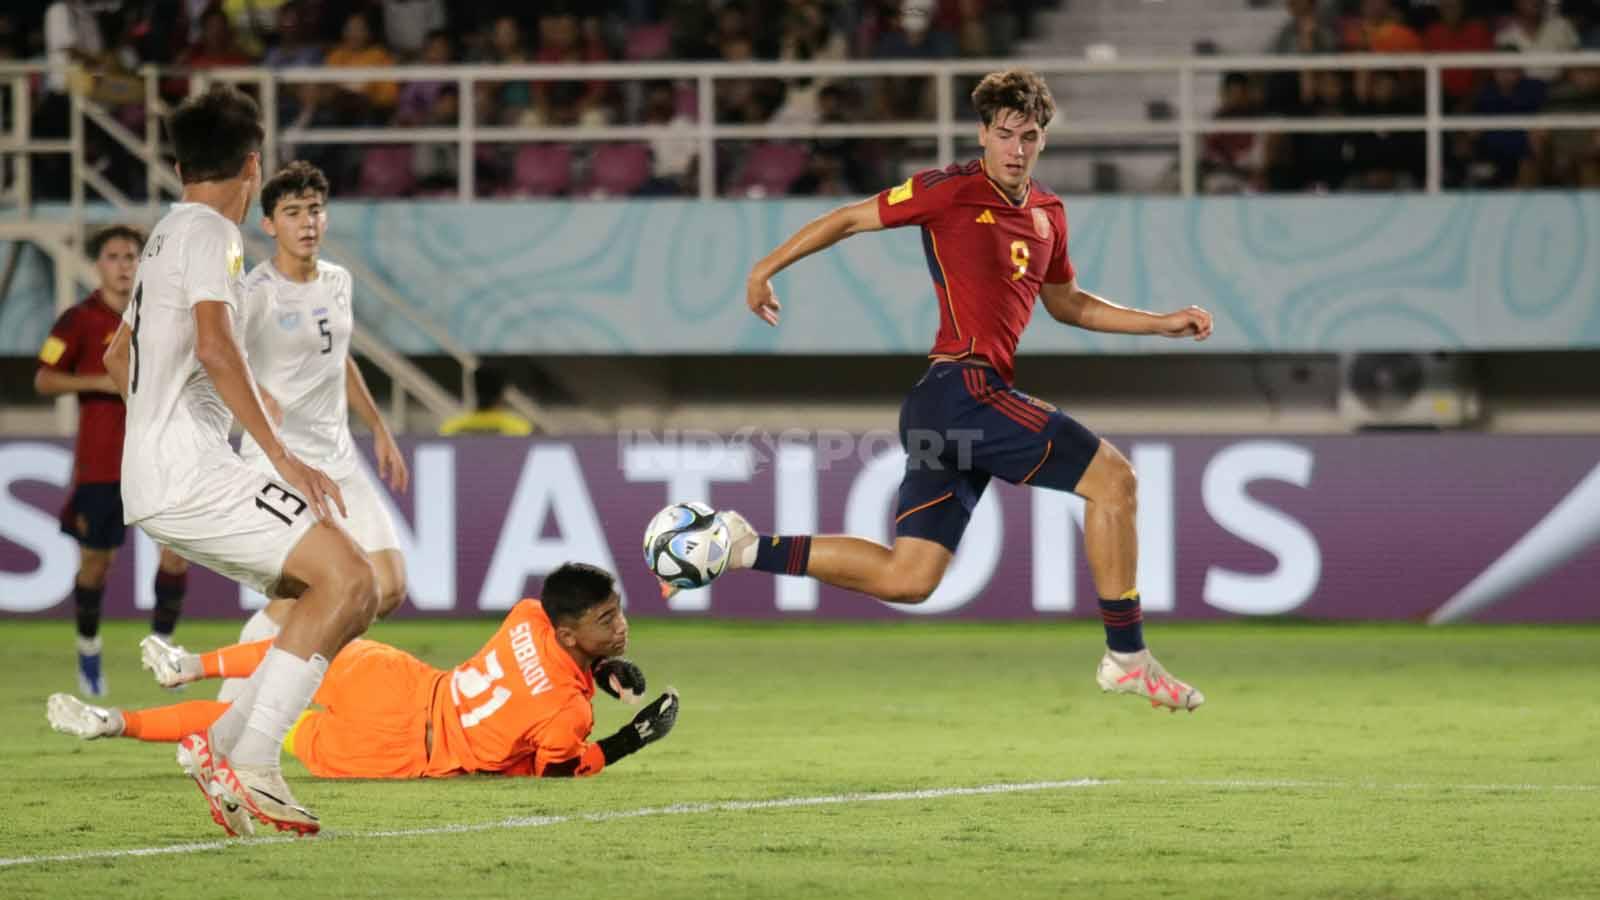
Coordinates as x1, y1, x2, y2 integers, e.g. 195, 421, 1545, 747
643, 501, 732, 590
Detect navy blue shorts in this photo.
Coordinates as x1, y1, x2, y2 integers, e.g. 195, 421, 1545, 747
59, 482, 126, 551
894, 362, 1101, 551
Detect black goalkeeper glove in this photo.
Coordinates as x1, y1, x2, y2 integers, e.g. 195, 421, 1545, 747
592, 657, 646, 702
597, 688, 679, 765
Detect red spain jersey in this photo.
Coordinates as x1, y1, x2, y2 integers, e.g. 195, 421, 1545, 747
876, 160, 1074, 385
36, 291, 126, 484
425, 599, 604, 778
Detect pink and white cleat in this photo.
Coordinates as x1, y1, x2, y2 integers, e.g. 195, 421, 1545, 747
177, 731, 254, 837
219, 761, 321, 837
1096, 649, 1205, 712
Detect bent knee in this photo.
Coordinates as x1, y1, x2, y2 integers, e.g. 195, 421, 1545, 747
878, 572, 943, 605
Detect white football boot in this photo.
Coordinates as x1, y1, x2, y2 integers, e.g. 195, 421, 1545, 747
141, 634, 203, 688
225, 763, 321, 837
1096, 649, 1205, 712
46, 693, 123, 739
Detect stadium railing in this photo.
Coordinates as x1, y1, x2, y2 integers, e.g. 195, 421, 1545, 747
197, 52, 1600, 197
7, 53, 1600, 203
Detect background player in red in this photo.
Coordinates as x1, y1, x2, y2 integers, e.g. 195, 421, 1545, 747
47, 563, 679, 795
34, 225, 190, 697
712, 68, 1213, 711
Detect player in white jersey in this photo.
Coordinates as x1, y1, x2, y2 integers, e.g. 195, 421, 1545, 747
102, 86, 378, 838
226, 161, 409, 667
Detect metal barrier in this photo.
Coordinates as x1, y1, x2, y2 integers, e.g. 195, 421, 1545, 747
7, 53, 1600, 201
203, 52, 1600, 197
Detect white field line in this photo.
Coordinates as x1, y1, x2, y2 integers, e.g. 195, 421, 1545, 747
2, 776, 1596, 870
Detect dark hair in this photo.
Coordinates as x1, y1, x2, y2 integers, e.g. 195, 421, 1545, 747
169, 85, 264, 184
473, 366, 507, 410
88, 224, 145, 258
424, 27, 454, 54
1223, 72, 1250, 90
971, 68, 1056, 129
261, 160, 330, 217
540, 563, 617, 625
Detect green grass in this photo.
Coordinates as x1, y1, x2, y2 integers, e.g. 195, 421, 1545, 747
2, 618, 1599, 899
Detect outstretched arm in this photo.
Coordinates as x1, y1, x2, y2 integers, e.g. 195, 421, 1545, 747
746, 197, 884, 326
345, 355, 409, 492
1039, 278, 1213, 340
534, 689, 680, 778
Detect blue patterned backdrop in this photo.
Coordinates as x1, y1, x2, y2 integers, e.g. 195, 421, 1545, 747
4, 194, 1598, 355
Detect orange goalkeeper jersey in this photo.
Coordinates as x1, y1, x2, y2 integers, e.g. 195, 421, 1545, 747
424, 599, 605, 778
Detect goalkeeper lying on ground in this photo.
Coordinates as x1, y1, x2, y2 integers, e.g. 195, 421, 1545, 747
46, 562, 679, 778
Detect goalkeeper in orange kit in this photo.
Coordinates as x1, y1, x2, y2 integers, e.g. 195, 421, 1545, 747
46, 563, 679, 779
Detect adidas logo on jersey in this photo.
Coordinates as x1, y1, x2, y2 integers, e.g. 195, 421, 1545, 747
975, 210, 996, 224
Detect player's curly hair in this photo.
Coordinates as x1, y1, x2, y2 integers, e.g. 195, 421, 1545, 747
87, 224, 145, 258
541, 563, 618, 626
169, 85, 263, 184
261, 160, 331, 217
971, 68, 1056, 129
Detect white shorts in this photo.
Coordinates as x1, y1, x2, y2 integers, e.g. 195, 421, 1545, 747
132, 459, 317, 595
242, 455, 400, 556
333, 467, 400, 555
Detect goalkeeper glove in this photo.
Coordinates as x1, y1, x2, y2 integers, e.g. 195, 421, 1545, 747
593, 657, 646, 703
597, 688, 679, 765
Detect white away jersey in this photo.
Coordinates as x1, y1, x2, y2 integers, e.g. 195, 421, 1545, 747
237, 259, 358, 480
121, 202, 248, 522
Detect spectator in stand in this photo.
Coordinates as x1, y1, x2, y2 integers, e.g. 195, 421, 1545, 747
1423, 0, 1494, 110
325, 10, 400, 122
1495, 0, 1580, 82
937, 0, 989, 57
1341, 0, 1421, 105
382, 0, 446, 59
1532, 64, 1600, 186
1277, 70, 1359, 192
714, 33, 766, 124
481, 15, 532, 125
875, 0, 957, 120
220, 0, 289, 58
179, 6, 255, 68
1472, 52, 1547, 187
263, 0, 324, 68
533, 10, 611, 125
1349, 69, 1425, 190
1266, 0, 1338, 116
1341, 0, 1422, 52
1270, 0, 1338, 54
411, 85, 460, 192
637, 80, 695, 196
1201, 72, 1264, 194
396, 29, 454, 126
771, 1, 849, 126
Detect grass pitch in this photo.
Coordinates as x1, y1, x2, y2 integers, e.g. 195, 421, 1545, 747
2, 618, 1597, 899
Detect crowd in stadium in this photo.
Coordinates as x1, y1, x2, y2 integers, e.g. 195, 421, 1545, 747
1207, 0, 1600, 192
2, 0, 1598, 198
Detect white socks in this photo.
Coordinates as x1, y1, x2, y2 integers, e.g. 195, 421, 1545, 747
229, 648, 328, 768
218, 610, 284, 702
239, 608, 284, 643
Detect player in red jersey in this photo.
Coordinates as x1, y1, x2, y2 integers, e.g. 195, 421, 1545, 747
711, 69, 1212, 711
47, 563, 679, 788
34, 225, 190, 698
